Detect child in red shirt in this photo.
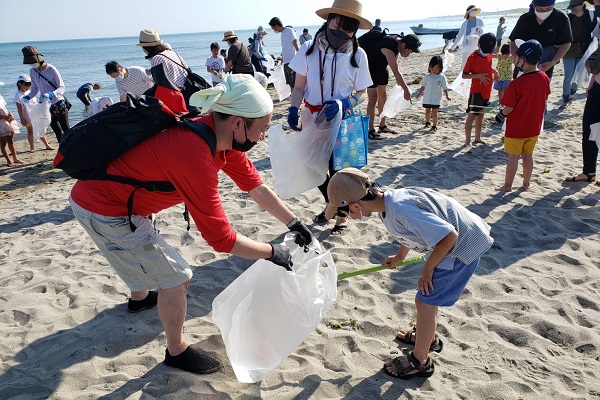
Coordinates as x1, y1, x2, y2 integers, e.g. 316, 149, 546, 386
461, 33, 497, 146
495, 40, 550, 192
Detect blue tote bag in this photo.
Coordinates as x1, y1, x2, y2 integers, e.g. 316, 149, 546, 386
332, 104, 369, 171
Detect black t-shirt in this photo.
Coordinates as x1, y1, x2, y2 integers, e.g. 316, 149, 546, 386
227, 43, 254, 75
365, 35, 399, 72
509, 9, 572, 49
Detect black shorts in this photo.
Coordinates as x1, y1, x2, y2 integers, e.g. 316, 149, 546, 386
466, 92, 490, 114
368, 69, 389, 88
284, 63, 296, 86
423, 104, 440, 109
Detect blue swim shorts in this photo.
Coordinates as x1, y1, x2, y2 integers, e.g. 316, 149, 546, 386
416, 257, 479, 306
493, 80, 511, 91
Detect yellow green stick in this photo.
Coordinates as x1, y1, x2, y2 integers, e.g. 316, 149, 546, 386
337, 255, 425, 281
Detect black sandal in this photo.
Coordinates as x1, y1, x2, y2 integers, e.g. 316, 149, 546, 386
378, 125, 397, 134
313, 211, 329, 224
395, 327, 444, 353
368, 129, 383, 140
383, 351, 435, 379
565, 172, 596, 182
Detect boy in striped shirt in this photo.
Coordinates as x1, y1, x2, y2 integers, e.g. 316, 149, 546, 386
328, 168, 493, 380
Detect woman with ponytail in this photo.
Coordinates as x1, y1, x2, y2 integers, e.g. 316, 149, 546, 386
287, 0, 372, 235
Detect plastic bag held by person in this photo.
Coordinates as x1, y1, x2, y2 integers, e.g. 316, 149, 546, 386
212, 233, 337, 383
23, 96, 51, 141
268, 62, 291, 101
269, 106, 342, 199
380, 85, 411, 119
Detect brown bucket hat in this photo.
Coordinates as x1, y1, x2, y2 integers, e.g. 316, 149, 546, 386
22, 46, 44, 64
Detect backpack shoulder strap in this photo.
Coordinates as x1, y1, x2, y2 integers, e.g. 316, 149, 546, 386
179, 119, 218, 156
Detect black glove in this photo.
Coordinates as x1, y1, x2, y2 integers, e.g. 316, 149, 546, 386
267, 243, 293, 271
288, 220, 313, 246
495, 110, 507, 125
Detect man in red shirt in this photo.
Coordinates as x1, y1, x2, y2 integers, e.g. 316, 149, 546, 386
69, 75, 313, 374
461, 33, 498, 146
495, 40, 550, 191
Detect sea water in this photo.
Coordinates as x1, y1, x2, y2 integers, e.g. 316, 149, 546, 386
0, 14, 517, 126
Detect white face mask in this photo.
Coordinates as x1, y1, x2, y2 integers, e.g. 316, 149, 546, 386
535, 10, 553, 21
29, 63, 40, 69
114, 74, 124, 82
469, 11, 477, 18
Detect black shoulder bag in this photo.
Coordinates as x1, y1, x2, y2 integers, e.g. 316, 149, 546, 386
34, 69, 72, 111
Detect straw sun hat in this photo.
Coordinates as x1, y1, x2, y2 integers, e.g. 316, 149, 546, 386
464, 5, 482, 19
316, 0, 372, 30
137, 29, 163, 47
222, 31, 238, 41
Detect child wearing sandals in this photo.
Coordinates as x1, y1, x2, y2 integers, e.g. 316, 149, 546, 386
0, 95, 24, 167
328, 168, 493, 379
414, 56, 451, 133
495, 40, 550, 192
462, 32, 498, 146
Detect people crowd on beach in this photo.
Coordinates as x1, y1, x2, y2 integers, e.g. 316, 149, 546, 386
5, 0, 600, 384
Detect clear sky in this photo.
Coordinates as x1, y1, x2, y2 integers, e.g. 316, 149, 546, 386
0, 0, 531, 43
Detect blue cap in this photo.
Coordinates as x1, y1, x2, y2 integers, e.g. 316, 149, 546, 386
533, 0, 555, 6
517, 39, 543, 62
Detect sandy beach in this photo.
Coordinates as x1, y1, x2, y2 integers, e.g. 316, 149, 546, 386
1, 47, 600, 399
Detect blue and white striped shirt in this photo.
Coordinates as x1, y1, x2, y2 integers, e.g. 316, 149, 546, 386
380, 188, 493, 265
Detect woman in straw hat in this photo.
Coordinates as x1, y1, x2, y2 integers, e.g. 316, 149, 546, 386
251, 26, 270, 76
137, 29, 191, 95
449, 5, 486, 54
223, 31, 255, 76
286, 0, 373, 236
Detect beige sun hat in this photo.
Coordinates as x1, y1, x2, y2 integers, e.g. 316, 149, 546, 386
222, 31, 238, 41
464, 5, 482, 19
257, 26, 268, 36
137, 29, 163, 47
316, 0, 372, 30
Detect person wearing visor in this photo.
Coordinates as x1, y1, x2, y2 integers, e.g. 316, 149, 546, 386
361, 32, 421, 139
286, 0, 373, 236
509, 0, 573, 79
69, 75, 314, 375
327, 167, 493, 379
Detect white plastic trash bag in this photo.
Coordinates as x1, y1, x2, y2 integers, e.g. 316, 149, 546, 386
88, 96, 114, 116
22, 97, 51, 141
268, 106, 341, 199
268, 62, 291, 101
572, 37, 598, 89
590, 122, 600, 150
380, 85, 411, 118
212, 233, 337, 383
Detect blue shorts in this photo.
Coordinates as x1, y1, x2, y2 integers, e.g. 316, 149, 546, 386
416, 258, 479, 306
493, 80, 511, 90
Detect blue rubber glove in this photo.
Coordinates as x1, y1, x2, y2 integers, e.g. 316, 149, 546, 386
287, 106, 301, 131
22, 95, 31, 102
44, 92, 56, 100
323, 98, 351, 121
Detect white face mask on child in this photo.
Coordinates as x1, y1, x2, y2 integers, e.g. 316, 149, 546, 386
535, 10, 553, 21
469, 11, 477, 18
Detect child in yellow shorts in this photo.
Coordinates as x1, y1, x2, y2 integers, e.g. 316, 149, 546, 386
495, 40, 550, 191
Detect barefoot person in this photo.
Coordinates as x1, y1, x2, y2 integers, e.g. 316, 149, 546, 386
69, 75, 313, 375
327, 168, 493, 379
495, 40, 550, 192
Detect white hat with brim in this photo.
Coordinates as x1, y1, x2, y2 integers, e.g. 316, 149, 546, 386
464, 5, 482, 19
137, 29, 163, 47
316, 0, 372, 30
222, 31, 238, 41
257, 26, 268, 36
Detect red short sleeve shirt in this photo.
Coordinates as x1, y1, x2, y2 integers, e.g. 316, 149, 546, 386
500, 71, 551, 139
71, 114, 263, 253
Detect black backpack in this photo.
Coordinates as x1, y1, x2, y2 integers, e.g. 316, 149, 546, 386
54, 93, 217, 231
358, 28, 397, 54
